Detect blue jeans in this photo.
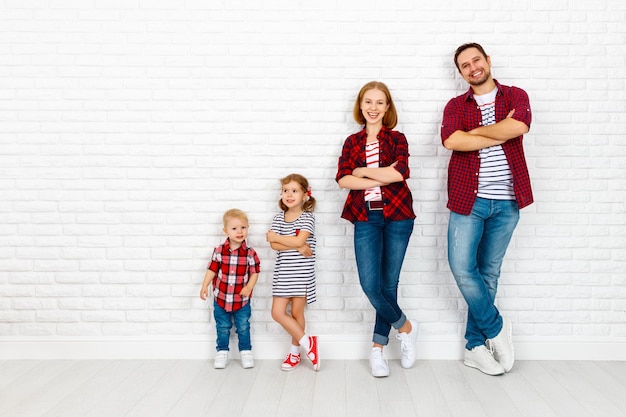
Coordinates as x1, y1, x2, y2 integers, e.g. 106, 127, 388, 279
213, 301, 252, 352
354, 210, 414, 346
448, 198, 519, 350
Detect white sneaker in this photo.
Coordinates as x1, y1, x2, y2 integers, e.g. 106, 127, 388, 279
464, 345, 505, 376
240, 350, 254, 369
214, 351, 229, 369
370, 347, 390, 378
488, 317, 514, 372
396, 319, 419, 369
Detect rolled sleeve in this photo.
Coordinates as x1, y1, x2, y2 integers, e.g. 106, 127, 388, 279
509, 87, 532, 128
441, 99, 462, 143
335, 134, 359, 182
390, 132, 410, 179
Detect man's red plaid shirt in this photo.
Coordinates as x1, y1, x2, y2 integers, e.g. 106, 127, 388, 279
209, 239, 260, 312
440, 80, 534, 215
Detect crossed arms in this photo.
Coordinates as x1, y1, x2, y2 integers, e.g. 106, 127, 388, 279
443, 110, 529, 152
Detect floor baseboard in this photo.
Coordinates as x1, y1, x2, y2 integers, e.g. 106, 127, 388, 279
2, 336, 625, 360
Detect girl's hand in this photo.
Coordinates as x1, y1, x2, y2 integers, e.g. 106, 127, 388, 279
239, 285, 252, 298
297, 244, 313, 258
200, 285, 209, 300
266, 230, 277, 243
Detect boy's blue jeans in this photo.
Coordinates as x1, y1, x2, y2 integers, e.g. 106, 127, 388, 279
447, 198, 519, 350
354, 210, 414, 346
213, 300, 252, 352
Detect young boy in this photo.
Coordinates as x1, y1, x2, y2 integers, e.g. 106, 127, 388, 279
200, 208, 261, 369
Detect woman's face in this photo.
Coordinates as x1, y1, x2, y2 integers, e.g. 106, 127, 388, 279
360, 88, 389, 126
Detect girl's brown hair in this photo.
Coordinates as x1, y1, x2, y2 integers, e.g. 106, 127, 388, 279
278, 173, 316, 213
352, 81, 398, 129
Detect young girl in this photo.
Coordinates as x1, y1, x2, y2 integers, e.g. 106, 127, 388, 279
266, 173, 319, 371
336, 81, 418, 377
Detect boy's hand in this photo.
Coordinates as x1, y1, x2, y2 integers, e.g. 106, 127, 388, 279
239, 285, 253, 298
200, 286, 209, 300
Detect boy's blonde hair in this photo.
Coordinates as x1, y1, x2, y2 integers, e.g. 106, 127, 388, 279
222, 208, 249, 228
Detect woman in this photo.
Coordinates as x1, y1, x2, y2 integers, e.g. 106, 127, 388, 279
336, 81, 418, 377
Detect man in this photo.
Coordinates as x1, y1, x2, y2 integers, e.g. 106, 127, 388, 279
440, 43, 533, 375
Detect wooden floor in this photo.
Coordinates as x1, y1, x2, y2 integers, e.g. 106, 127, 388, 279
1, 359, 625, 417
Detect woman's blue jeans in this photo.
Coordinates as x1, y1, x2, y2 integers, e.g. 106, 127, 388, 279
354, 210, 414, 346
448, 198, 519, 350
213, 301, 252, 352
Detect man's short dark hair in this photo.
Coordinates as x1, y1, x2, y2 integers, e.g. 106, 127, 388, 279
454, 43, 489, 71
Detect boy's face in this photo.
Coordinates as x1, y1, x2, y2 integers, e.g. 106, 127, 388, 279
223, 217, 248, 247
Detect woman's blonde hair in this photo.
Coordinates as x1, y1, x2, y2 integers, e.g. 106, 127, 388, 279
278, 173, 316, 212
352, 81, 398, 129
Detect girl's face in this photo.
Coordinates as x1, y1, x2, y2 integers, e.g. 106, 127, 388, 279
281, 180, 307, 211
360, 88, 389, 126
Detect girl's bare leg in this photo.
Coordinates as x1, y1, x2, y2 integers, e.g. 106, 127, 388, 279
272, 297, 306, 343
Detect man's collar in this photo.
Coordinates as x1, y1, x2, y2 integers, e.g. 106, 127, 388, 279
464, 79, 502, 101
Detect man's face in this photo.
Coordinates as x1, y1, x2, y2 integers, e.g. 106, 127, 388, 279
457, 47, 492, 87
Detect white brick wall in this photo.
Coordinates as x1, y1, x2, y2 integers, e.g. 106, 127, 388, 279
1, 0, 625, 359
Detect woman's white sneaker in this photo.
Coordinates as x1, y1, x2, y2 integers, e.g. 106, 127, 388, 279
396, 319, 419, 369
370, 347, 390, 378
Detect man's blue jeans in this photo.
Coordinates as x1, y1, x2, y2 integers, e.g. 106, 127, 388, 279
354, 210, 414, 346
213, 301, 252, 352
448, 198, 519, 350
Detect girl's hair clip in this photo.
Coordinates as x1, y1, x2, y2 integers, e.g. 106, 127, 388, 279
306, 186, 312, 197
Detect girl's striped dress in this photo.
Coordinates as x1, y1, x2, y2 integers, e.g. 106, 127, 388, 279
270, 211, 316, 304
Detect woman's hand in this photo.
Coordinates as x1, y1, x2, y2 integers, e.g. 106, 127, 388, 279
352, 167, 365, 178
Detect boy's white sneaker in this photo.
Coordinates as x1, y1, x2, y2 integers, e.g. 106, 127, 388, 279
240, 350, 254, 369
214, 351, 229, 369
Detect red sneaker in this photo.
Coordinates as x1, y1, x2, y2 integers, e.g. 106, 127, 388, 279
281, 352, 301, 371
306, 336, 319, 371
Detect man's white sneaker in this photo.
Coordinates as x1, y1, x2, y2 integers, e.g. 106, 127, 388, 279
240, 350, 254, 369
214, 351, 229, 369
370, 347, 390, 378
396, 319, 419, 369
464, 345, 505, 376
488, 317, 514, 372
